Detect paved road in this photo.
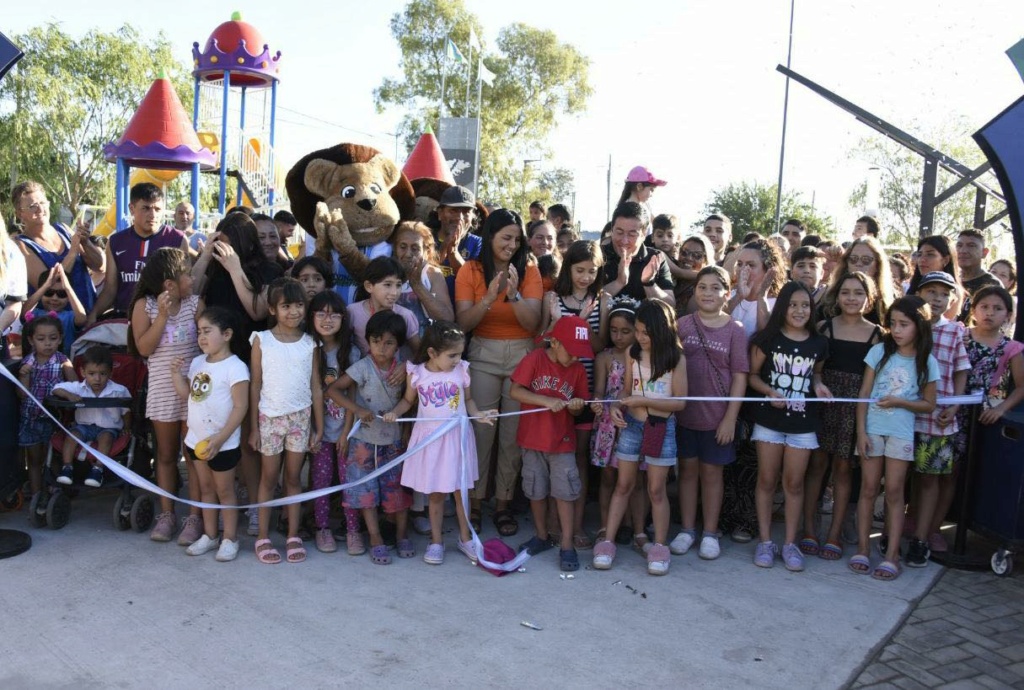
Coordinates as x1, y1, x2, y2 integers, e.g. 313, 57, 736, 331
0, 488, 943, 689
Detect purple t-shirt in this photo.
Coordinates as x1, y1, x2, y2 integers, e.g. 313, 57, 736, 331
676, 315, 749, 431
108, 225, 185, 312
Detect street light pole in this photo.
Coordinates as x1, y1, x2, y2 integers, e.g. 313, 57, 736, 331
522, 158, 540, 214
773, 0, 796, 235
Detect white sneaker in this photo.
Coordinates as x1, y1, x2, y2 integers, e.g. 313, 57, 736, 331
247, 509, 259, 537
186, 534, 220, 556
215, 538, 239, 562
698, 534, 721, 560
669, 531, 695, 555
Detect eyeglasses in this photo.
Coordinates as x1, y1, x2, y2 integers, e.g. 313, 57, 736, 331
847, 255, 876, 267
43, 289, 67, 299
21, 201, 50, 213
314, 311, 342, 321
680, 251, 706, 261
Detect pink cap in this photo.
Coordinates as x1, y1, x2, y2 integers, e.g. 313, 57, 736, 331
625, 165, 667, 186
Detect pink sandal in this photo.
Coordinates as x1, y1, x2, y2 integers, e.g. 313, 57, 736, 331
285, 537, 306, 563
255, 539, 281, 565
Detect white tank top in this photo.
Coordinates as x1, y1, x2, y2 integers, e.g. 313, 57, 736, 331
250, 330, 316, 416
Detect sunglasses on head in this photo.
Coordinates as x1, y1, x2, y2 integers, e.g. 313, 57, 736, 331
44, 289, 67, 299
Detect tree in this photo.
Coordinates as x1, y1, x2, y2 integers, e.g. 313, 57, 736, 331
698, 181, 835, 242
846, 119, 1004, 249
373, 0, 592, 207
0, 24, 192, 220
523, 166, 574, 214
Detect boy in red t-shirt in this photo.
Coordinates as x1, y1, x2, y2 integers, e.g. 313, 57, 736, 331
510, 315, 592, 571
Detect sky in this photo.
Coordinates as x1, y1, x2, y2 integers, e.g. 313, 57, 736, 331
6, 0, 1024, 235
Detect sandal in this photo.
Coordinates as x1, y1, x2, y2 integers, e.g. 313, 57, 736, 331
632, 533, 651, 555
848, 553, 871, 574
560, 548, 580, 572
573, 532, 594, 551
370, 544, 391, 565
595, 528, 607, 543
798, 536, 820, 556
819, 541, 843, 561
470, 507, 482, 534
396, 538, 415, 559
255, 538, 281, 565
872, 559, 901, 581
493, 509, 519, 537
285, 536, 306, 564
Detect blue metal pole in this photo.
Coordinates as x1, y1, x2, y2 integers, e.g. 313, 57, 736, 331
268, 79, 278, 207
191, 76, 201, 227
238, 85, 247, 208
115, 159, 124, 231
218, 72, 231, 215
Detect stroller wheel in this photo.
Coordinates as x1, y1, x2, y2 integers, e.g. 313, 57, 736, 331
130, 495, 154, 532
46, 492, 71, 530
112, 495, 131, 531
28, 492, 48, 528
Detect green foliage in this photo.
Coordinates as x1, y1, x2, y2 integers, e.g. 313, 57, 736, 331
529, 167, 575, 213
846, 120, 1004, 250
374, 0, 592, 205
0, 23, 192, 220
698, 181, 835, 242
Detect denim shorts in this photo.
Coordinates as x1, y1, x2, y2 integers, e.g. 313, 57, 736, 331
677, 426, 736, 466
750, 424, 819, 450
71, 423, 120, 444
614, 414, 677, 467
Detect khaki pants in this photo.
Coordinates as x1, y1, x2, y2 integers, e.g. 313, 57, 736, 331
467, 337, 533, 501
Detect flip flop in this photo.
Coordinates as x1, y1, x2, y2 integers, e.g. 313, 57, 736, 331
493, 509, 519, 537
285, 536, 306, 564
819, 541, 843, 561
872, 560, 901, 581
798, 536, 820, 556
848, 553, 871, 574
255, 538, 281, 565
369, 544, 391, 565
573, 532, 594, 551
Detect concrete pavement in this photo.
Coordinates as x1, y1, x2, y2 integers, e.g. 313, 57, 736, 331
0, 486, 945, 689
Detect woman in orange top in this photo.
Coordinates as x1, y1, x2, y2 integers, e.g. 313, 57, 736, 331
456, 209, 543, 536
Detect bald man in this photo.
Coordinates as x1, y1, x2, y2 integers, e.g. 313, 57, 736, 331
174, 201, 204, 254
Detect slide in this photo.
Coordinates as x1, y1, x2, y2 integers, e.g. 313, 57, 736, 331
93, 168, 182, 237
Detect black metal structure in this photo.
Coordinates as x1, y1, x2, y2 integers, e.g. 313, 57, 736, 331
777, 65, 1008, 238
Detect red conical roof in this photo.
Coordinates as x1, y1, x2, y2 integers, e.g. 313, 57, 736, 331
204, 12, 266, 56
402, 128, 454, 184
103, 74, 215, 170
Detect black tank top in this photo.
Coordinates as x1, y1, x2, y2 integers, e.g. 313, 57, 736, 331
823, 318, 880, 374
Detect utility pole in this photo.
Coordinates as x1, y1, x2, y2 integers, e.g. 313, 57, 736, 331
773, 0, 796, 235
606, 154, 612, 221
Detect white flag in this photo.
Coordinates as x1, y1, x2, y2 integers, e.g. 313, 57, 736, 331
478, 58, 495, 86
468, 28, 481, 51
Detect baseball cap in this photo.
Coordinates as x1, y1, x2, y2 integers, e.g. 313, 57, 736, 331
545, 315, 595, 360
625, 165, 667, 187
438, 185, 476, 208
918, 271, 957, 290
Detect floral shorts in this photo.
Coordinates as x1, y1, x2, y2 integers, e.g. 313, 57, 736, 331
343, 439, 411, 514
913, 433, 956, 475
257, 407, 311, 456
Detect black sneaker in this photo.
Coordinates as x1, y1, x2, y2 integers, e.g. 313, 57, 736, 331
905, 538, 930, 568
877, 535, 903, 559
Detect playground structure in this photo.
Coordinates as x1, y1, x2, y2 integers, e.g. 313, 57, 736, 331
191, 11, 285, 217
98, 12, 285, 234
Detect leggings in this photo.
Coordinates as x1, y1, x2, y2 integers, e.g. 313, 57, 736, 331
311, 441, 359, 533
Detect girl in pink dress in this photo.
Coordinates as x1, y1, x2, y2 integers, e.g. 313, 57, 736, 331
385, 321, 496, 566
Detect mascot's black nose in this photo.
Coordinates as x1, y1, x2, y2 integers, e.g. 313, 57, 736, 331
357, 198, 377, 211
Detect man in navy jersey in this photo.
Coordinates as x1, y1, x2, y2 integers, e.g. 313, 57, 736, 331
87, 183, 189, 322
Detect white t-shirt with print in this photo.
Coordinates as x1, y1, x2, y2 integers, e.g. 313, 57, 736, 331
184, 354, 250, 450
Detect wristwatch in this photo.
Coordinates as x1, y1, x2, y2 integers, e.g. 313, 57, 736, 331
511, 292, 522, 303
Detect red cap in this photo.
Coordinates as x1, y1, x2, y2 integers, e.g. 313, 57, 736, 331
545, 315, 594, 360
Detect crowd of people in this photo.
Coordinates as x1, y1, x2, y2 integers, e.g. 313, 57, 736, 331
2, 171, 1022, 580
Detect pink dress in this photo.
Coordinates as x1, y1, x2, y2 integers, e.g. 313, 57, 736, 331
400, 360, 479, 494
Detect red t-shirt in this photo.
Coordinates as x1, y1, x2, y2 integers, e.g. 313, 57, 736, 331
511, 348, 590, 454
